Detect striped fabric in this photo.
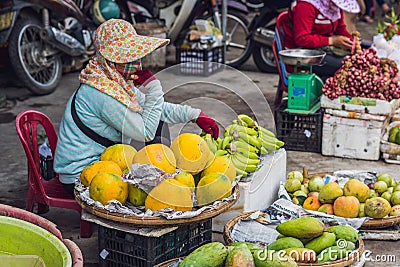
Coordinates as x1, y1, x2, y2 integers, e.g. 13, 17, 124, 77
54, 80, 201, 184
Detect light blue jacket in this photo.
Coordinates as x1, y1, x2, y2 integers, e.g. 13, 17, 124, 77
54, 80, 201, 184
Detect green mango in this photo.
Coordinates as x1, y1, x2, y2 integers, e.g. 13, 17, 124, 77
326, 225, 358, 243
251, 249, 298, 267
305, 232, 336, 254
317, 246, 351, 263
267, 237, 304, 251
179, 242, 228, 267
229, 242, 262, 251
225, 243, 255, 267
276, 217, 324, 239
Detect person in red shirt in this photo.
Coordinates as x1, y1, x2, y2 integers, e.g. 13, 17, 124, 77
282, 0, 361, 81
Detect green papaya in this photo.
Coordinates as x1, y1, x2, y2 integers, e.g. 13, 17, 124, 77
283, 248, 317, 263
251, 249, 298, 267
229, 242, 262, 251
267, 237, 304, 251
179, 242, 228, 267
276, 234, 286, 239
334, 240, 356, 251
317, 246, 351, 263
276, 217, 324, 239
305, 232, 336, 254
225, 243, 255, 267
326, 225, 358, 243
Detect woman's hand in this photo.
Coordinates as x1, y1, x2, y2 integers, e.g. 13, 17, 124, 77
131, 70, 156, 87
329, 35, 353, 50
196, 112, 219, 139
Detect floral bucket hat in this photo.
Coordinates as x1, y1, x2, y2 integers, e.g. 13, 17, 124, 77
331, 0, 360, 14
94, 19, 170, 63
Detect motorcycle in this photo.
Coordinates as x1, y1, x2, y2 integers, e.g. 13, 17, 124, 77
0, 0, 103, 95
118, 0, 250, 67
232, 0, 291, 72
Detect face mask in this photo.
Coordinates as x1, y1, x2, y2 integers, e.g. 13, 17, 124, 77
115, 59, 142, 79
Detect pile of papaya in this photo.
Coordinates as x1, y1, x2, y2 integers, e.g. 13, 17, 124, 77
178, 217, 360, 267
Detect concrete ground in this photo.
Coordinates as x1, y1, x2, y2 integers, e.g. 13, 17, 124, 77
0, 13, 399, 267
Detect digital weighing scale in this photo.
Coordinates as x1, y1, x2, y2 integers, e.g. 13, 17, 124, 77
279, 49, 326, 113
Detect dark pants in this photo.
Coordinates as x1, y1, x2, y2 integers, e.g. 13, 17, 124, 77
62, 121, 171, 197
312, 54, 344, 82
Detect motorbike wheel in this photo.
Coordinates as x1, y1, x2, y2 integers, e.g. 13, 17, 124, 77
8, 15, 62, 95
252, 43, 277, 73
204, 10, 250, 68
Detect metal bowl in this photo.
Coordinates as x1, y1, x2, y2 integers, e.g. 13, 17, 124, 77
279, 49, 326, 66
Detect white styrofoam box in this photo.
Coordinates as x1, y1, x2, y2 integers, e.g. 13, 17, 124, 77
321, 95, 400, 115
322, 113, 388, 160
212, 149, 286, 233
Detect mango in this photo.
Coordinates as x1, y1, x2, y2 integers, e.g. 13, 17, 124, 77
276, 217, 324, 239
326, 225, 358, 243
267, 237, 304, 251
225, 243, 255, 267
179, 242, 228, 267
317, 246, 351, 263
364, 197, 391, 219
251, 249, 297, 267
318, 182, 343, 204
343, 179, 370, 202
229, 242, 262, 251
283, 248, 317, 263
305, 232, 336, 254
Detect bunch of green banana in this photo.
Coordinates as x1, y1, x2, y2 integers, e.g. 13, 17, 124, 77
200, 132, 221, 154
222, 114, 285, 177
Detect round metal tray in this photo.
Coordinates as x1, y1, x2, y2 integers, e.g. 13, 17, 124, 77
279, 49, 326, 66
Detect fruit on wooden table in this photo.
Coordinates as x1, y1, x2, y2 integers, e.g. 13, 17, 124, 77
133, 143, 177, 174
80, 160, 122, 187
100, 144, 137, 171
145, 179, 193, 212
89, 172, 128, 205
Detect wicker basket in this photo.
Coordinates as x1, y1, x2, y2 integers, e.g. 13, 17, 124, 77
224, 212, 365, 267
305, 172, 400, 229
153, 258, 182, 267
75, 184, 239, 227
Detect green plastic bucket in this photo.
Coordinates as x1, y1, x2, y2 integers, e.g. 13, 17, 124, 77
0, 216, 72, 267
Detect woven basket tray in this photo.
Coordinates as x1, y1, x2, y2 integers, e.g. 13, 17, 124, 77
306, 172, 400, 229
75, 184, 239, 227
224, 211, 365, 267
153, 258, 182, 267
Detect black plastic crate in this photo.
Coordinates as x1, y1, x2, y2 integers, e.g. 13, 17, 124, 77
274, 101, 323, 153
176, 46, 224, 76
98, 219, 212, 267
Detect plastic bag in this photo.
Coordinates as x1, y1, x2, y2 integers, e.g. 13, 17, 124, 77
39, 139, 55, 181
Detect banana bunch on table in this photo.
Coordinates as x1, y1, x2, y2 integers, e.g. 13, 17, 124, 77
201, 114, 284, 178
